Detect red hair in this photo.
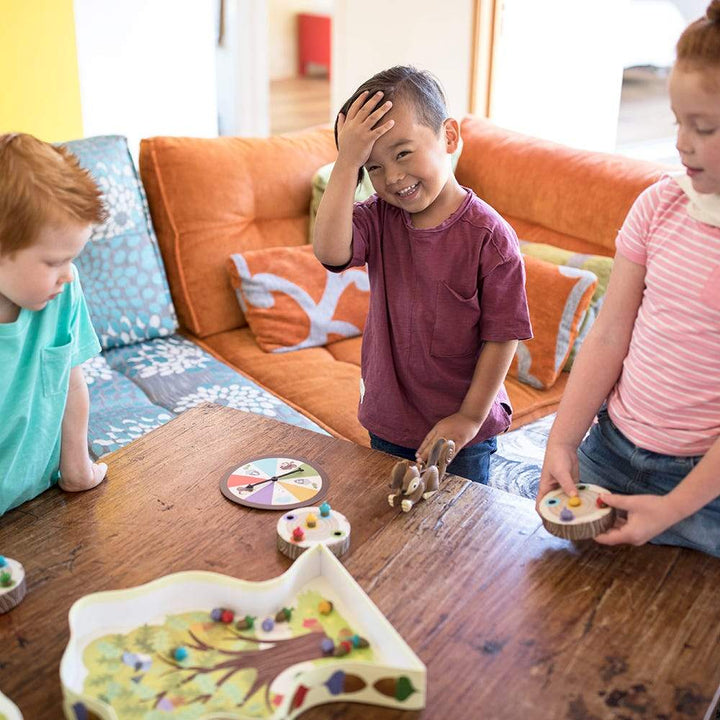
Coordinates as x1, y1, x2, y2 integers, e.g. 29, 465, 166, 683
0, 133, 106, 256
676, 0, 720, 71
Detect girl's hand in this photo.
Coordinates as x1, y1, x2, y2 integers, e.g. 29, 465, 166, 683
417, 413, 481, 464
594, 493, 681, 547
536, 443, 579, 509
336, 91, 395, 169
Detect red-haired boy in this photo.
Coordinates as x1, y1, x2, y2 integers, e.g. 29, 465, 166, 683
0, 133, 107, 514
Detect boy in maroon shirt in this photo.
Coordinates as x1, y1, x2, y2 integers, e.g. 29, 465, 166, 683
313, 66, 531, 482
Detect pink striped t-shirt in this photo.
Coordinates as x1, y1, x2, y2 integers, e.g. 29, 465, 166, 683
607, 177, 720, 456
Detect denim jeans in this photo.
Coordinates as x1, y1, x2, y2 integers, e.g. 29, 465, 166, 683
578, 407, 719, 557
369, 433, 497, 484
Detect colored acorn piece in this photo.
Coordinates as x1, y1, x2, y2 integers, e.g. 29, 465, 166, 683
305, 514, 317, 528
275, 607, 292, 622
0, 571, 12, 587
319, 502, 331, 517
318, 600, 333, 615
221, 609, 235, 624
236, 615, 255, 630
210, 607, 224, 622
292, 526, 305, 542
320, 637, 335, 655
173, 646, 188, 661
333, 643, 350, 657
0, 556, 6, 567
559, 508, 574, 522
596, 497, 608, 508
568, 496, 581, 507
262, 617, 275, 632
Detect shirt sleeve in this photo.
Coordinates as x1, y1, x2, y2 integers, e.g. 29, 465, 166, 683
615, 182, 663, 266
323, 196, 378, 273
69, 265, 101, 366
477, 221, 533, 342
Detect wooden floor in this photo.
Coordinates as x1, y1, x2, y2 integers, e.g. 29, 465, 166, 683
270, 76, 331, 135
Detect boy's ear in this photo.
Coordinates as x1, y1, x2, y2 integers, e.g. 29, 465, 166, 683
442, 118, 460, 154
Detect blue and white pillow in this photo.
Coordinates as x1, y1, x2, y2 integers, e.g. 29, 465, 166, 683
63, 136, 177, 349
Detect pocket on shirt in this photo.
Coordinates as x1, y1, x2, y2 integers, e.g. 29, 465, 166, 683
42, 338, 73, 398
430, 281, 480, 358
701, 265, 720, 310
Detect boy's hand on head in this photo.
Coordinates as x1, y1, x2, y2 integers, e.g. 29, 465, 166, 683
59, 460, 107, 493
536, 443, 579, 509
593, 493, 682, 548
416, 413, 481, 465
336, 91, 395, 170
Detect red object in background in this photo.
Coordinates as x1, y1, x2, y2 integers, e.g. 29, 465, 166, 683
298, 13, 331, 78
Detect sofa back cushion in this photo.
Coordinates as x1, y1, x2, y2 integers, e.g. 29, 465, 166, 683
456, 117, 664, 257
64, 136, 177, 349
139, 129, 338, 338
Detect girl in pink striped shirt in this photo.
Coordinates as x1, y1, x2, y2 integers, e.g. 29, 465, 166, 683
537, 2, 720, 556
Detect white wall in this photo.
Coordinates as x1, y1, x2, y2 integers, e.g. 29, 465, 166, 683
216, 0, 270, 137
74, 0, 218, 158
268, 0, 333, 80
491, 0, 627, 152
332, 0, 474, 124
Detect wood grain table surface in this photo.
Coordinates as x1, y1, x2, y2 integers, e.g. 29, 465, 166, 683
2, 402, 720, 720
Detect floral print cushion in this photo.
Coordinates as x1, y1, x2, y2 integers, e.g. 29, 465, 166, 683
84, 335, 328, 457
62, 136, 178, 350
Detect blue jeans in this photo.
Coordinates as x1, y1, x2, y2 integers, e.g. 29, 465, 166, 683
370, 433, 497, 484
578, 407, 719, 557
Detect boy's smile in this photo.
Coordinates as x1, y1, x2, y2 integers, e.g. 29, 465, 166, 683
364, 101, 465, 228
0, 222, 91, 322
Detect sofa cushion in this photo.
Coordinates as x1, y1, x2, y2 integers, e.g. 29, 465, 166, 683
456, 116, 664, 256
509, 256, 597, 390
227, 245, 369, 353
63, 136, 177, 349
84, 334, 328, 457
139, 129, 338, 338
519, 241, 613, 369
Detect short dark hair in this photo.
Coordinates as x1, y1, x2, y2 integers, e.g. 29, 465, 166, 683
334, 66, 448, 184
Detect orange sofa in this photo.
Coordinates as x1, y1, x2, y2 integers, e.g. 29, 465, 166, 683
138, 117, 663, 448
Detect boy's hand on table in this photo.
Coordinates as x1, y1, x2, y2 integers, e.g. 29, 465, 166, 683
416, 413, 480, 465
594, 493, 681, 547
536, 443, 579, 509
336, 91, 394, 169
59, 460, 107, 493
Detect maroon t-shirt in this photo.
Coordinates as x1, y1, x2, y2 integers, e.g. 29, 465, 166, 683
331, 188, 532, 448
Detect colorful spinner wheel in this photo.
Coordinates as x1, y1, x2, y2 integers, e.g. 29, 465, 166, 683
220, 456, 328, 510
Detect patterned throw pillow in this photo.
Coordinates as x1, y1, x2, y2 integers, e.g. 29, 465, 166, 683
228, 245, 369, 353
519, 241, 613, 369
63, 136, 177, 350
509, 255, 598, 390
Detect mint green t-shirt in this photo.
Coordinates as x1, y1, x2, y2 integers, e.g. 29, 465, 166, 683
0, 265, 100, 515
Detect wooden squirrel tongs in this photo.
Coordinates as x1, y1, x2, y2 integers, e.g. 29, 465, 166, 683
387, 437, 456, 513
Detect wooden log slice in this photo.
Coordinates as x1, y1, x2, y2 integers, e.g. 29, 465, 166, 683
0, 557, 27, 614
538, 484, 616, 540
277, 506, 351, 559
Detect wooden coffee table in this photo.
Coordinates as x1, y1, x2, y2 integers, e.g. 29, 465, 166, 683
2, 402, 720, 719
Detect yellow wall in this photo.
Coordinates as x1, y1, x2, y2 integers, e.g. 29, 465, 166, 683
0, 0, 83, 141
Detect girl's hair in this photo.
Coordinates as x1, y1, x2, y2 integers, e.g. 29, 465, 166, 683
335, 66, 448, 183
676, 0, 720, 69
0, 133, 107, 256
